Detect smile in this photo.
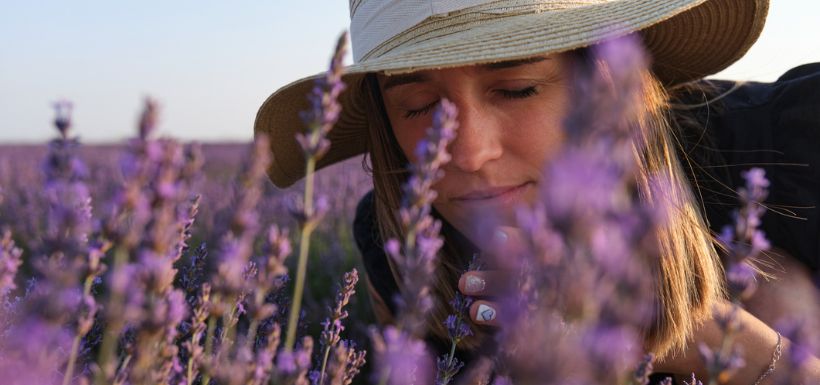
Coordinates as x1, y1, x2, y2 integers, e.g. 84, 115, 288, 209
453, 182, 534, 204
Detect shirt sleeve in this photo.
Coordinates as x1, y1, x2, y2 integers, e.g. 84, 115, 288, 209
700, 63, 820, 272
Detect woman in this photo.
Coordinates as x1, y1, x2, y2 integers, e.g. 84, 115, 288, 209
255, 0, 819, 382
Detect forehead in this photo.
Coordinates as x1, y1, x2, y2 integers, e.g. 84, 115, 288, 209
378, 56, 555, 91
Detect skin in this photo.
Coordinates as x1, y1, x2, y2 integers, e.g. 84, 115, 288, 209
376, 55, 820, 382
377, 54, 568, 231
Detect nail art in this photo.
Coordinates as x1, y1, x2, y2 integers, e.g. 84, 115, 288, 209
494, 229, 509, 244
465, 275, 486, 293
476, 304, 496, 322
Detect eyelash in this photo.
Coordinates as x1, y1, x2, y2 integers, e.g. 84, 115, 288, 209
403, 86, 539, 119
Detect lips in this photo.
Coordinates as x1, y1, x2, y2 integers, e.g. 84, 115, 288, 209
454, 182, 532, 201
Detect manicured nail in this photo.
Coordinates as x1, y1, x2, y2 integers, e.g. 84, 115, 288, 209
494, 229, 508, 244
476, 304, 496, 322
465, 275, 486, 294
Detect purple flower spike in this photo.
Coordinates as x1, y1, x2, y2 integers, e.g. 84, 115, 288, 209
719, 167, 771, 300
52, 100, 73, 137
297, 32, 348, 160
316, 269, 360, 384
139, 97, 159, 140
284, 31, 350, 355
487, 35, 668, 383
0, 230, 22, 301
774, 318, 819, 384
385, 98, 458, 336
326, 341, 366, 385
320, 269, 358, 352
633, 354, 655, 385
683, 373, 705, 385
371, 326, 432, 385
215, 136, 271, 300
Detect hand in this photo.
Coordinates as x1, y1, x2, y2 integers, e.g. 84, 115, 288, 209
457, 226, 525, 327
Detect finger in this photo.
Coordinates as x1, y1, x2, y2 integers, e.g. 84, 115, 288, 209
470, 300, 501, 327
485, 226, 528, 270
458, 270, 513, 296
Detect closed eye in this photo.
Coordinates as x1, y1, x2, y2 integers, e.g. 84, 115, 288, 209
402, 86, 539, 119
497, 86, 538, 99
404, 100, 438, 119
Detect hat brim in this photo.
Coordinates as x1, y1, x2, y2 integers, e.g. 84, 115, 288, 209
255, 0, 768, 188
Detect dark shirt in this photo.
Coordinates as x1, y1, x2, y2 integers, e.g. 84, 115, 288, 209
353, 64, 820, 382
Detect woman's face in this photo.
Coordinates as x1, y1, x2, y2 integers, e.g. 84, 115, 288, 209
377, 54, 571, 241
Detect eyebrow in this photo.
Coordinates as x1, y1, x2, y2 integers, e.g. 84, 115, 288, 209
381, 57, 549, 91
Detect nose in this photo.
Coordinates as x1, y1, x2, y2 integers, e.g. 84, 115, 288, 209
447, 101, 504, 173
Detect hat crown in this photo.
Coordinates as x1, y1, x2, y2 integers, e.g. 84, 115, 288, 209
349, 0, 608, 63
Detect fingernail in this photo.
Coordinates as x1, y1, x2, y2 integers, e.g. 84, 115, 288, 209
465, 275, 486, 294
476, 304, 496, 322
494, 229, 508, 244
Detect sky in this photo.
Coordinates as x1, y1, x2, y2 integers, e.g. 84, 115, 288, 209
1, 1, 819, 144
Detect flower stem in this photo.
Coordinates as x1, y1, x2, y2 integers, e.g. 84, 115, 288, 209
284, 156, 317, 351
94, 246, 128, 385
62, 274, 96, 385
318, 345, 332, 385
247, 318, 260, 349
201, 315, 217, 385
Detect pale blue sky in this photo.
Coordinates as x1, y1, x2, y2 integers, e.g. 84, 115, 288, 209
1, 1, 818, 143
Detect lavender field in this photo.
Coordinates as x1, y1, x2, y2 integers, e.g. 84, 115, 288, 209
0, 33, 816, 385
0, 127, 380, 384
0, 143, 370, 255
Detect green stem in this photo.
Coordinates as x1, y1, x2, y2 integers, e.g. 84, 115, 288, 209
447, 338, 457, 367
247, 319, 260, 349
94, 247, 128, 385
318, 345, 332, 385
62, 274, 97, 385
202, 316, 217, 385
221, 302, 238, 346
186, 323, 203, 385
63, 331, 83, 385
284, 157, 317, 351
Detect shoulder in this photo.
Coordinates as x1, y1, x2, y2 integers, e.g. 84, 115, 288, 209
698, 63, 820, 272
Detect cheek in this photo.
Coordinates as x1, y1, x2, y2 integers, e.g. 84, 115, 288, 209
517, 110, 566, 166
392, 122, 428, 164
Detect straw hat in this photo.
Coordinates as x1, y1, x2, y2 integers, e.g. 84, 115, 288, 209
255, 0, 769, 188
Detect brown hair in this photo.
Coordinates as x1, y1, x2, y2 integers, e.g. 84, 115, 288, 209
359, 47, 725, 360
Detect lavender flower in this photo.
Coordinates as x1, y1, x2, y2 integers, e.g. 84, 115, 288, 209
385, 98, 458, 335
245, 224, 291, 345
775, 318, 818, 384
138, 97, 159, 140
250, 323, 281, 385
436, 264, 474, 385
297, 32, 348, 160
184, 283, 210, 385
0, 229, 22, 302
285, 31, 349, 352
275, 336, 314, 385
0, 319, 74, 384
323, 340, 366, 385
53, 100, 73, 136
371, 326, 432, 385
213, 136, 270, 306
317, 269, 359, 384
488, 36, 662, 384
42, 101, 93, 259
94, 98, 203, 384
632, 354, 655, 385
698, 168, 771, 384
683, 373, 704, 385
718, 167, 771, 299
